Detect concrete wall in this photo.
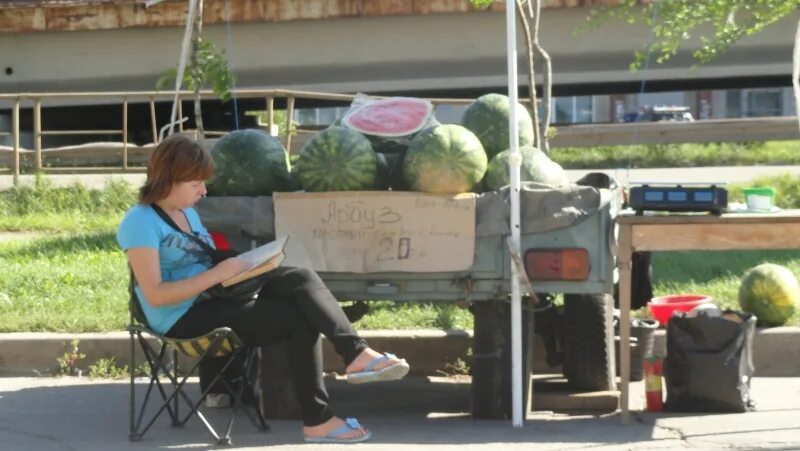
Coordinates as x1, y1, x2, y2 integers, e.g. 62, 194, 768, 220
1, 7, 797, 96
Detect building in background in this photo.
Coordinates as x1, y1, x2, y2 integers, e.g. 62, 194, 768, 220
1, 0, 798, 144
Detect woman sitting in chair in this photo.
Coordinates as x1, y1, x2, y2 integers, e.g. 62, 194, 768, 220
117, 134, 409, 444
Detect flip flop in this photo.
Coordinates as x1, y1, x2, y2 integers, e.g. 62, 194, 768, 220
303, 417, 372, 444
346, 352, 410, 384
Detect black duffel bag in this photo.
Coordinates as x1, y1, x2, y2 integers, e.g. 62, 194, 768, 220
664, 310, 757, 413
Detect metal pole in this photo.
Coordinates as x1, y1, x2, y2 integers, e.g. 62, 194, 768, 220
12, 100, 20, 186
34, 99, 42, 171
506, 0, 523, 428
123, 98, 129, 170
266, 97, 275, 135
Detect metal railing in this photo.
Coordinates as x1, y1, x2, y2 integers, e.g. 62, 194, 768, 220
3, 88, 797, 186
0, 89, 476, 185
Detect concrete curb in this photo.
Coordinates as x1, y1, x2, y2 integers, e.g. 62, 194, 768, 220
1, 327, 798, 377
0, 330, 474, 377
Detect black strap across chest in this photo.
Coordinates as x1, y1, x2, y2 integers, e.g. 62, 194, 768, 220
150, 204, 224, 259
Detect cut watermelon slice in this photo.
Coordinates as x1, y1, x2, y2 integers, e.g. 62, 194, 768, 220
342, 97, 434, 137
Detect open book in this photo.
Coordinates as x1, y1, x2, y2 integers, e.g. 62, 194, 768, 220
221, 236, 289, 287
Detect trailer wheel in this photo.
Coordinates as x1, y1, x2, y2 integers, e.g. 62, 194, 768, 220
562, 293, 615, 391
470, 301, 532, 419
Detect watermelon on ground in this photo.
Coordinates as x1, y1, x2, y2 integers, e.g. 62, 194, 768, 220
461, 93, 535, 159
484, 146, 570, 190
738, 263, 800, 326
207, 129, 291, 196
295, 126, 378, 192
403, 124, 487, 194
342, 96, 439, 154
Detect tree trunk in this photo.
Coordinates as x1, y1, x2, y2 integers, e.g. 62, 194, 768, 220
191, 0, 205, 139
529, 0, 552, 154
516, 0, 540, 149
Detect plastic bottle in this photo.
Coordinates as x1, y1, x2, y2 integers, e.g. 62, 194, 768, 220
643, 355, 664, 412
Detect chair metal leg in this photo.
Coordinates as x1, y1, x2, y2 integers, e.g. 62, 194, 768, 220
172, 348, 180, 426
127, 328, 270, 445
129, 329, 140, 441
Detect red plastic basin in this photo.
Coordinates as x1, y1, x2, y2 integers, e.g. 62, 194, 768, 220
647, 294, 712, 327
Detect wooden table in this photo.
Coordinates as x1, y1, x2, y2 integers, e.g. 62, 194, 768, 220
617, 210, 800, 423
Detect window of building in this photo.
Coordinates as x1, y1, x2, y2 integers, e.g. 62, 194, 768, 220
294, 106, 349, 126
743, 89, 782, 117
552, 96, 593, 124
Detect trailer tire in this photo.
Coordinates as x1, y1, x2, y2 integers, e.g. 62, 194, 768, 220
562, 293, 615, 391
470, 301, 532, 419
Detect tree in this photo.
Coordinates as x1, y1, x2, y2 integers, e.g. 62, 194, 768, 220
580, 0, 800, 130
156, 39, 236, 137
470, 0, 554, 153
156, 0, 236, 139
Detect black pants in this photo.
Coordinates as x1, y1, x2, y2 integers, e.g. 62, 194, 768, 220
167, 266, 369, 426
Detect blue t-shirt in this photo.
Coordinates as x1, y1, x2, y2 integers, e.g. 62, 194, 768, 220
116, 204, 214, 334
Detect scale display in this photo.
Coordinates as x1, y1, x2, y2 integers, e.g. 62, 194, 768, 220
629, 183, 727, 215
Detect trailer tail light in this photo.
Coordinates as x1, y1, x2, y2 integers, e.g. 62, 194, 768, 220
524, 248, 590, 281
209, 231, 231, 250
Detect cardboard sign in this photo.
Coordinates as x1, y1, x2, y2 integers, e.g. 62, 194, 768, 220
273, 191, 476, 273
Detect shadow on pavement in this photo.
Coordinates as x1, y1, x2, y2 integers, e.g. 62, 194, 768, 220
0, 377, 662, 450
2, 376, 798, 450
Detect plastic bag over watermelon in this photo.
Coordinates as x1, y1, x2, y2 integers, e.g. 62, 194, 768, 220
340, 93, 439, 155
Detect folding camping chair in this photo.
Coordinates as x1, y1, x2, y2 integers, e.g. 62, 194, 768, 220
127, 273, 268, 445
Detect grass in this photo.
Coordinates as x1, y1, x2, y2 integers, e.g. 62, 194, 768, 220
0, 232, 129, 332
353, 301, 473, 331
0, 156, 799, 332
550, 140, 800, 169
0, 176, 136, 233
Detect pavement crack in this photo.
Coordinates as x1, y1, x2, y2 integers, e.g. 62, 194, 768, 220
632, 413, 697, 446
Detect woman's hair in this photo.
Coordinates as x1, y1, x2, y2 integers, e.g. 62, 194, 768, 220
139, 134, 214, 204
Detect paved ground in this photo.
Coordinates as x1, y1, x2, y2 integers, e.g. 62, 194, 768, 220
0, 376, 797, 450
2, 165, 799, 190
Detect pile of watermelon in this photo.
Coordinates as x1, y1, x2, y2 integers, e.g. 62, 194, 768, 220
208, 93, 571, 195
207, 129, 292, 196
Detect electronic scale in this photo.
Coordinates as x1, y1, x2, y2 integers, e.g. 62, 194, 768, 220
628, 182, 728, 215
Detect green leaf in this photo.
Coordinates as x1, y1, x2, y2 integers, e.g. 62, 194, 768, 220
578, 0, 800, 72
469, 0, 495, 9
154, 39, 235, 102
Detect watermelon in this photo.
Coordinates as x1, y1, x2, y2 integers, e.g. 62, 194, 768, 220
461, 93, 535, 158
295, 126, 378, 192
484, 146, 570, 190
402, 124, 487, 194
738, 263, 800, 326
206, 129, 291, 196
342, 96, 439, 154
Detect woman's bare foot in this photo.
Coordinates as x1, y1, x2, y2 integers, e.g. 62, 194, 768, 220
303, 416, 368, 441
345, 348, 404, 375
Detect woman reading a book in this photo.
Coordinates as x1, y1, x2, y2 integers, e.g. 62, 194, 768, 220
117, 134, 409, 444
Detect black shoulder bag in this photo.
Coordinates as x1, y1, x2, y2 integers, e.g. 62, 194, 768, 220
151, 204, 270, 303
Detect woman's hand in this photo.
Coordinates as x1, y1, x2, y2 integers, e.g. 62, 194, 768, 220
212, 257, 249, 283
